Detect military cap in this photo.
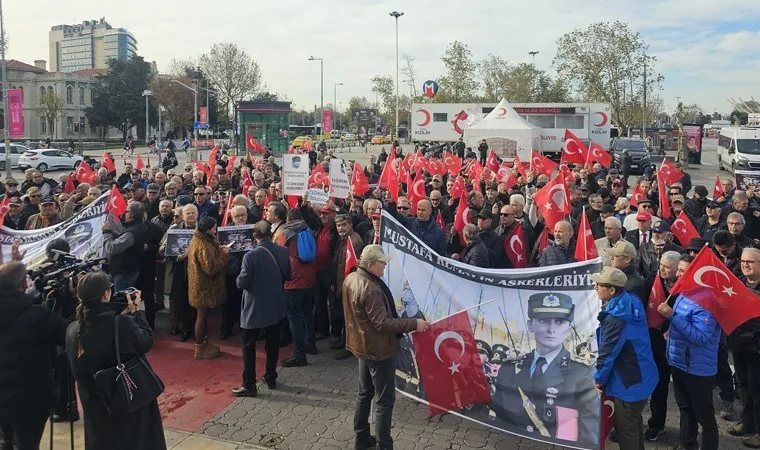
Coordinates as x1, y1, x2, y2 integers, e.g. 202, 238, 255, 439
527, 293, 575, 320
475, 340, 492, 359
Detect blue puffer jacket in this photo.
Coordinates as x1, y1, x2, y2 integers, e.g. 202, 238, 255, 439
594, 290, 659, 402
666, 295, 720, 376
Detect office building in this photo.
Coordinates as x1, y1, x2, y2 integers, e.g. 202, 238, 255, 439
49, 18, 137, 73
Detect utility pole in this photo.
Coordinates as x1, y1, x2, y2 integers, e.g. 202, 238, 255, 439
390, 11, 404, 141
642, 59, 647, 140
0, 0, 10, 179
529, 51, 539, 102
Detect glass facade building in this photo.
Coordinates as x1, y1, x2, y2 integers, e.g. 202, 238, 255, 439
50, 19, 137, 73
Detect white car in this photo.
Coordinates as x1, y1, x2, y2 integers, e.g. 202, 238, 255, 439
341, 133, 356, 141
0, 143, 32, 170
18, 149, 83, 172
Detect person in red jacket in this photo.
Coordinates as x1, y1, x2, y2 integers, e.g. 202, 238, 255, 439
278, 209, 318, 367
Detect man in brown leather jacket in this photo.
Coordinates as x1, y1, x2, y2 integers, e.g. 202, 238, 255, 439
343, 245, 429, 450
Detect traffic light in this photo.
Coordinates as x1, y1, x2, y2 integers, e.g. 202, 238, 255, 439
74, 123, 79, 133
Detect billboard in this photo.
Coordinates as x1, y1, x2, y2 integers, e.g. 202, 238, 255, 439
7, 89, 24, 138
323, 110, 333, 133
351, 108, 378, 123
199, 106, 208, 125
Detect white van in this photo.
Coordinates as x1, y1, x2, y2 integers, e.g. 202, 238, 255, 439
717, 127, 760, 172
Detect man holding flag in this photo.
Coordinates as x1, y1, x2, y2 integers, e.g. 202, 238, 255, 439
342, 245, 429, 450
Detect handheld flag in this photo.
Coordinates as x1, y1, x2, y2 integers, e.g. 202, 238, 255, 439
574, 207, 599, 261
106, 187, 127, 217
503, 222, 528, 268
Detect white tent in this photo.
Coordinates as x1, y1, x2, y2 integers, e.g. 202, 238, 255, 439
463, 98, 542, 160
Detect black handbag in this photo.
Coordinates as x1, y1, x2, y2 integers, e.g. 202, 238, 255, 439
94, 315, 165, 415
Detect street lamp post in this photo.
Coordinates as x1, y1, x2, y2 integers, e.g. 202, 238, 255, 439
0, 0, 10, 179
142, 90, 152, 147
528, 51, 539, 102
309, 56, 323, 136
171, 79, 198, 158
390, 11, 404, 142
333, 82, 343, 132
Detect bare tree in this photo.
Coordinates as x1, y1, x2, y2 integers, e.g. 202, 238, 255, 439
401, 54, 417, 97
199, 43, 262, 123
37, 93, 63, 139
150, 74, 196, 131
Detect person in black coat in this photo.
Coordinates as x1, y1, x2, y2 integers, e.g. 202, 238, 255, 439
460, 224, 490, 268
476, 210, 507, 268
66, 271, 166, 450
0, 261, 71, 449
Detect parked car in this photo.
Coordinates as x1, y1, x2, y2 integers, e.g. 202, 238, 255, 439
371, 135, 385, 145
291, 136, 313, 149
610, 138, 651, 174
0, 143, 32, 170
18, 149, 83, 172
383, 135, 393, 144
341, 133, 356, 141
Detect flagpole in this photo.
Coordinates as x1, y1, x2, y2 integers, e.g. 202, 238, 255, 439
417, 299, 497, 328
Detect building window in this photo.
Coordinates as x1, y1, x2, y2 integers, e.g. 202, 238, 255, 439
79, 87, 85, 105
66, 117, 74, 134
90, 122, 97, 134
47, 86, 53, 96
80, 116, 86, 134
66, 86, 73, 104
40, 86, 45, 99
433, 113, 448, 122
19, 87, 23, 102
40, 118, 47, 134
91, 89, 95, 104
556, 115, 585, 130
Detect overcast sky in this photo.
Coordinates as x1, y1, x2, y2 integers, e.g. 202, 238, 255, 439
6, 0, 760, 114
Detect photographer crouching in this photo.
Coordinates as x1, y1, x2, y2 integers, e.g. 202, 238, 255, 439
0, 260, 71, 448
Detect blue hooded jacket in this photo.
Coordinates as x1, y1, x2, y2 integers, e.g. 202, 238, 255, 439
666, 294, 720, 376
594, 290, 659, 402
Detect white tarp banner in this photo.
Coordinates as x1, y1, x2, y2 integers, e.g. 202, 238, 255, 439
328, 158, 351, 199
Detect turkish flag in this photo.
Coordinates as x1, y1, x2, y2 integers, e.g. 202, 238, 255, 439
351, 162, 370, 197
485, 150, 500, 172
407, 172, 427, 215
286, 195, 300, 209
671, 246, 760, 334
427, 158, 447, 177
226, 156, 236, 175
102, 152, 116, 173
658, 176, 671, 219
586, 142, 613, 168
504, 222, 528, 268
530, 150, 558, 177
221, 193, 234, 227
658, 160, 684, 186
194, 161, 211, 179
378, 147, 397, 189
574, 208, 599, 261
453, 190, 469, 235
309, 164, 330, 187
465, 160, 483, 180
600, 394, 616, 450
532, 173, 571, 231
630, 184, 647, 207
63, 173, 76, 194
449, 176, 465, 200
208, 145, 219, 172
713, 175, 724, 201
435, 210, 447, 233
106, 186, 127, 217
670, 211, 699, 247
646, 274, 667, 329
345, 237, 358, 277
495, 162, 518, 190
538, 226, 550, 253
240, 169, 253, 194
413, 310, 491, 416
135, 154, 145, 170
412, 151, 429, 174
75, 161, 94, 183
443, 151, 462, 176
514, 156, 528, 179
562, 129, 589, 165
246, 133, 265, 154
0, 196, 9, 226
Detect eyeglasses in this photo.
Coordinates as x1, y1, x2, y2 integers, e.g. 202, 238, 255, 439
397, 206, 410, 211
193, 193, 205, 196
500, 213, 514, 217
741, 260, 760, 265
641, 205, 651, 209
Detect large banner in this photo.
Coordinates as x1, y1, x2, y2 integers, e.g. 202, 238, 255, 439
282, 154, 309, 196
380, 211, 603, 450
0, 194, 109, 268
7, 88, 24, 138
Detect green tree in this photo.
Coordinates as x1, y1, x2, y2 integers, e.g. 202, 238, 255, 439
371, 75, 395, 126
199, 43, 262, 125
437, 41, 479, 102
730, 110, 749, 125
553, 21, 663, 128
37, 92, 64, 139
87, 55, 156, 139
479, 56, 571, 102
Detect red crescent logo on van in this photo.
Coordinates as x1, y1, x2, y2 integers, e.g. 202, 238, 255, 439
593, 112, 608, 127
417, 109, 431, 127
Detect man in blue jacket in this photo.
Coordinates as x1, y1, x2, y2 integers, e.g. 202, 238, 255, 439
591, 267, 658, 450
657, 253, 720, 450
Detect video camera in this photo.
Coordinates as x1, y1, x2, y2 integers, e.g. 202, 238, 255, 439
28, 250, 107, 310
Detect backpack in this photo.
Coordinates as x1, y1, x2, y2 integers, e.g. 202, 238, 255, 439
295, 229, 316, 263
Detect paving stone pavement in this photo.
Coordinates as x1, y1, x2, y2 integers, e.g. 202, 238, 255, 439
198, 338, 749, 450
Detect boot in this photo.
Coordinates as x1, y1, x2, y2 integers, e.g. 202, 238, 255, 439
744, 435, 760, 449
194, 339, 220, 360
731, 423, 755, 437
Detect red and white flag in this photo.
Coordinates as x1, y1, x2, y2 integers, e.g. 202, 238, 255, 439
449, 176, 465, 200
562, 129, 589, 165
106, 186, 127, 217
485, 150, 500, 172
63, 173, 76, 194
443, 151, 462, 176
427, 158, 447, 177
135, 154, 145, 170
351, 162, 370, 197
75, 161, 94, 183
658, 176, 671, 219
226, 156, 236, 175
574, 207, 599, 261
503, 222, 528, 268
413, 310, 491, 416
246, 133, 265, 154
495, 162, 518, 190
102, 152, 116, 173
240, 169, 253, 194
586, 142, 612, 168
670, 211, 699, 247
407, 172, 427, 215
646, 274, 667, 329
412, 151, 429, 174
207, 145, 219, 173
435, 210, 447, 233
378, 148, 399, 202
452, 190, 469, 245
658, 159, 684, 186
713, 175, 724, 201
671, 246, 760, 334
309, 164, 330, 187
630, 184, 647, 207
537, 227, 550, 254
345, 237, 358, 277
532, 173, 571, 232
530, 150, 558, 177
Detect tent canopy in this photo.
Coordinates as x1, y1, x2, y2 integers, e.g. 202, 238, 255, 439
463, 98, 542, 160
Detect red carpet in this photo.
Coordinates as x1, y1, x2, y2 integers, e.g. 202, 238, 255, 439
147, 328, 291, 432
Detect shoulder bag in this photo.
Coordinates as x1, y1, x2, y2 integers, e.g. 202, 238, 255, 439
94, 315, 165, 415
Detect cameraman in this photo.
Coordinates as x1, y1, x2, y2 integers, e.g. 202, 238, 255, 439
0, 261, 71, 449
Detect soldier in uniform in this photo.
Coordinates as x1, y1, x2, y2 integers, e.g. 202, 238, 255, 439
395, 282, 426, 396
490, 293, 600, 447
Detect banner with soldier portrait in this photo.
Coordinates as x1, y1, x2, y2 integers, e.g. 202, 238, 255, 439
380, 211, 604, 450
